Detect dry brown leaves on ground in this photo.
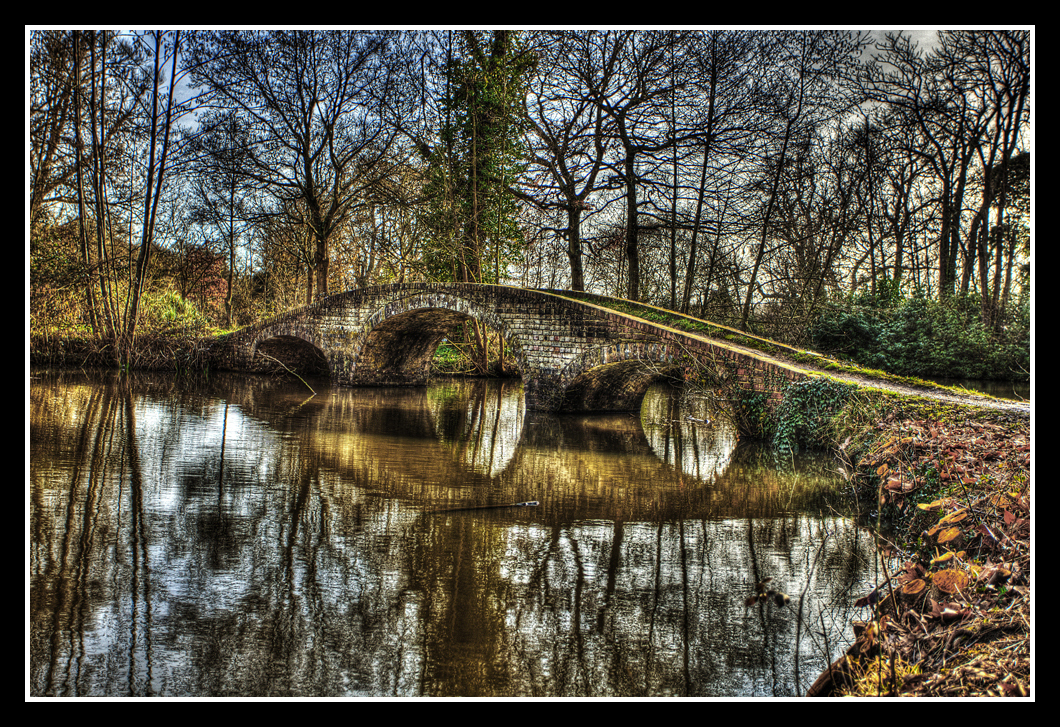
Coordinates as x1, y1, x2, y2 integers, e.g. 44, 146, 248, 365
808, 409, 1030, 697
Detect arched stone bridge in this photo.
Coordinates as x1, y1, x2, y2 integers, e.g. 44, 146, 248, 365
213, 283, 813, 412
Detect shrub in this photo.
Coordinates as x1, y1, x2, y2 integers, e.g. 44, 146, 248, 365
771, 378, 856, 453
141, 290, 211, 334
810, 291, 1029, 382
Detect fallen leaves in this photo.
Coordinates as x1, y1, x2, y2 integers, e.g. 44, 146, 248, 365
822, 408, 1030, 698
855, 415, 1027, 516
938, 509, 969, 525
916, 497, 953, 511
930, 549, 959, 566
932, 569, 971, 595
901, 578, 927, 596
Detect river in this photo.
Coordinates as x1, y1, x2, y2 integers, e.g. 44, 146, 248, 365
29, 369, 881, 697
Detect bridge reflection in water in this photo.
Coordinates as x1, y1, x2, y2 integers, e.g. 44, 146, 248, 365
29, 370, 876, 697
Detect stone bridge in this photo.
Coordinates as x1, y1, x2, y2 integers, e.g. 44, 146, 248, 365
213, 283, 812, 412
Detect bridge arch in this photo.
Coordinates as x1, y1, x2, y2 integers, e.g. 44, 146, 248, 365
557, 341, 688, 412
347, 291, 528, 387
252, 334, 331, 377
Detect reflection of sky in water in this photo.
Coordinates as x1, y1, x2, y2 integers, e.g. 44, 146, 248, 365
641, 387, 737, 484
428, 379, 525, 477
135, 398, 280, 516
30, 372, 876, 697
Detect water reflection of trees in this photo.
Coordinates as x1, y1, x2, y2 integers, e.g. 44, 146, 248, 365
31, 371, 425, 695
640, 383, 737, 483
427, 379, 525, 478
30, 371, 876, 697
30, 372, 158, 696
406, 512, 874, 696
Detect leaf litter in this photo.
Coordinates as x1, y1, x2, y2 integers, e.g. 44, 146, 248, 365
806, 405, 1030, 697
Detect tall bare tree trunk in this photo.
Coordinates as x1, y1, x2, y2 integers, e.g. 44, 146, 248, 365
122, 31, 181, 365
71, 31, 101, 335
624, 154, 640, 301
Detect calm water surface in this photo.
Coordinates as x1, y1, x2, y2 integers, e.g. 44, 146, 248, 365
29, 369, 880, 697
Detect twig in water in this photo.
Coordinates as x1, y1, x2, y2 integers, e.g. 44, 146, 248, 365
432, 501, 540, 514
259, 352, 316, 395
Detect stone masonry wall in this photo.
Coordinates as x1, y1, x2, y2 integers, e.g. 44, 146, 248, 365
213, 284, 811, 412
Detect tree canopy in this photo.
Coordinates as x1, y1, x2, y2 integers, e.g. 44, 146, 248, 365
30, 29, 1031, 373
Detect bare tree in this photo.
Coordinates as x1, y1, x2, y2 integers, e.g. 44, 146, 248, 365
520, 31, 614, 292
948, 31, 1030, 327
740, 30, 868, 330
59, 30, 185, 361
860, 32, 981, 299
186, 30, 402, 302
860, 30, 1030, 322
184, 111, 257, 327
123, 31, 184, 358
677, 30, 761, 314
574, 30, 689, 301
30, 31, 79, 230
68, 30, 149, 339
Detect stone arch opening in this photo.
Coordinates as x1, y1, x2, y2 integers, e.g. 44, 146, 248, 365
431, 319, 520, 378
558, 343, 685, 412
353, 296, 525, 387
253, 335, 330, 378
357, 308, 475, 384
561, 360, 685, 412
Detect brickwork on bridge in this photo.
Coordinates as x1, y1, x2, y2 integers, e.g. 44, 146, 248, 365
213, 283, 811, 412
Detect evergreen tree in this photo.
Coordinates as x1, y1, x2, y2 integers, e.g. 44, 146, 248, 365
423, 31, 534, 284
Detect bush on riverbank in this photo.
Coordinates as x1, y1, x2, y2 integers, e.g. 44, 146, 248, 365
30, 285, 229, 373
809, 291, 1029, 383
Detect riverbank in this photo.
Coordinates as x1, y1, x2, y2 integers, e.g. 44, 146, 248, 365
29, 332, 217, 372
806, 390, 1031, 697
29, 333, 1032, 696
